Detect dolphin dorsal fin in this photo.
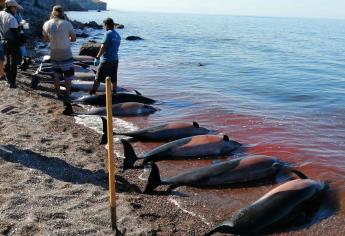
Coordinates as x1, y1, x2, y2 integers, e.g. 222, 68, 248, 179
223, 135, 230, 142
134, 90, 142, 96
193, 121, 199, 128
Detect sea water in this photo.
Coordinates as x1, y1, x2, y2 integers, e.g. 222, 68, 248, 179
68, 10, 345, 233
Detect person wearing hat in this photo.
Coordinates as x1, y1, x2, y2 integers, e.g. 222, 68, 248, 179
43, 5, 76, 98
0, 0, 23, 88
89, 17, 121, 94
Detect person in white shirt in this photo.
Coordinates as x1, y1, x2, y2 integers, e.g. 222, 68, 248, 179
42, 5, 76, 98
0, 0, 23, 88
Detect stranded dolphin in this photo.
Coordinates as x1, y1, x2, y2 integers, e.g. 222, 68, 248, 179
99, 116, 213, 144
42, 55, 95, 65
73, 92, 155, 106
121, 135, 241, 171
63, 101, 158, 117
205, 178, 328, 235
143, 156, 308, 194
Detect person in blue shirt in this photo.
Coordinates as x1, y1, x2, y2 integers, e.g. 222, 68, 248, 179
90, 17, 121, 94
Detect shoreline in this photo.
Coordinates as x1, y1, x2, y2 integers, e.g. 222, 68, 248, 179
0, 54, 209, 235
2, 65, 342, 235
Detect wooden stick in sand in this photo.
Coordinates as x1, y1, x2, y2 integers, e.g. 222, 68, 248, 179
105, 77, 118, 232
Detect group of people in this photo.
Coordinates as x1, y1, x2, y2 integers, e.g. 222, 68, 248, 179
0, 1, 121, 99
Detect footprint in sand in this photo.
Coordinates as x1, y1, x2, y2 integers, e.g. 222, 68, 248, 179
1, 105, 19, 115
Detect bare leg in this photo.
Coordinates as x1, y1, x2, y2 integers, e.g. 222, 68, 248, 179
53, 73, 61, 97
65, 80, 72, 96
112, 61, 119, 93
90, 81, 100, 95
0, 61, 4, 79
112, 81, 117, 93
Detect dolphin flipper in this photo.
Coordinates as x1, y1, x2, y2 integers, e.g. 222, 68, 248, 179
291, 169, 309, 179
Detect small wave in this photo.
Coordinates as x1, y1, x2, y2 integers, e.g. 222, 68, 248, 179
74, 114, 139, 157
168, 198, 211, 226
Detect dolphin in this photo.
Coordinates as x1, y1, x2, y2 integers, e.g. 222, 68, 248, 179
73, 72, 96, 81
73, 55, 95, 63
72, 92, 155, 106
42, 55, 95, 65
70, 81, 128, 93
71, 81, 105, 92
143, 156, 308, 194
121, 135, 241, 170
63, 101, 158, 117
99, 117, 213, 144
205, 178, 328, 235
38, 65, 92, 74
34, 71, 96, 81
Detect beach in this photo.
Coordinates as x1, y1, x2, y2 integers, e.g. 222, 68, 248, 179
0, 9, 345, 235
0, 70, 211, 235
0, 58, 344, 236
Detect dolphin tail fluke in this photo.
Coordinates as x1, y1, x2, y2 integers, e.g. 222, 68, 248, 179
101, 116, 129, 137
121, 139, 138, 171
291, 169, 309, 179
63, 101, 73, 116
100, 116, 108, 145
143, 162, 162, 194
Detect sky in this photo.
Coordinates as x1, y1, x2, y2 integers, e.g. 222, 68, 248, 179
104, 0, 345, 19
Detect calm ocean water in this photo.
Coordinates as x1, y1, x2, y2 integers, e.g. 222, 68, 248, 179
68, 10, 345, 233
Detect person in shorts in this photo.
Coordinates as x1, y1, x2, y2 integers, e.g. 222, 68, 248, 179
42, 5, 76, 98
90, 17, 121, 94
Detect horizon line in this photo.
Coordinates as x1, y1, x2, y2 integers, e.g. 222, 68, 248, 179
105, 8, 345, 21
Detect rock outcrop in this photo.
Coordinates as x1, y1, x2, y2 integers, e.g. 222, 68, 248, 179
16, 0, 107, 37
79, 41, 101, 57
126, 36, 144, 41
70, 0, 107, 11
17, 0, 71, 36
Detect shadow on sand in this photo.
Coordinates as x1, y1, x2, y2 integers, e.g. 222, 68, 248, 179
0, 145, 141, 193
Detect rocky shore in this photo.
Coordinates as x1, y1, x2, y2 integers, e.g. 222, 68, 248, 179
18, 0, 107, 36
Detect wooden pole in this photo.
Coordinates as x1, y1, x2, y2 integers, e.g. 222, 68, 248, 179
105, 77, 117, 231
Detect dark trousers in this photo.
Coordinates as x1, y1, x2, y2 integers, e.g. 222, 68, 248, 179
4, 42, 21, 86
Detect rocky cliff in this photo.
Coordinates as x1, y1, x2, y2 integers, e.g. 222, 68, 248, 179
17, 0, 69, 36
16, 0, 107, 36
70, 0, 107, 11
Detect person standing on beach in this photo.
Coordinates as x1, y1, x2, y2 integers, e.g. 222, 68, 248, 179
0, 0, 6, 81
89, 17, 121, 94
0, 0, 23, 88
42, 5, 76, 98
